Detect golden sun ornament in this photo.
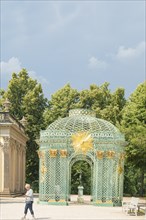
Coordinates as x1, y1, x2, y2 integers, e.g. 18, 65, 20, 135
71, 131, 93, 154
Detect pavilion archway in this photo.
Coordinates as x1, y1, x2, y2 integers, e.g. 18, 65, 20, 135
69, 154, 94, 202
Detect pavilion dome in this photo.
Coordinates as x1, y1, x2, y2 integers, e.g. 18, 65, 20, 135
46, 109, 122, 137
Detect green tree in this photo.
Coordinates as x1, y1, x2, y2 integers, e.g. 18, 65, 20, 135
76, 82, 126, 126
124, 163, 142, 196
100, 87, 126, 125
44, 82, 126, 128
3, 69, 47, 186
121, 81, 146, 196
0, 89, 5, 109
43, 83, 79, 126
77, 82, 111, 112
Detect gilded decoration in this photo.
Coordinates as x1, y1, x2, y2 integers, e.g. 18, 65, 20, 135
117, 153, 124, 174
117, 158, 123, 175
37, 150, 45, 159
96, 151, 104, 159
41, 165, 47, 175
96, 200, 102, 204
71, 131, 93, 155
120, 153, 125, 160
49, 149, 57, 157
105, 200, 113, 204
117, 165, 123, 174
40, 159, 47, 182
106, 150, 115, 159
60, 149, 67, 158
48, 199, 65, 202
38, 150, 47, 182
59, 199, 65, 202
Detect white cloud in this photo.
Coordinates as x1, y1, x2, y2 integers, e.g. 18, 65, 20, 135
116, 41, 145, 60
0, 57, 22, 76
88, 56, 107, 70
0, 57, 49, 88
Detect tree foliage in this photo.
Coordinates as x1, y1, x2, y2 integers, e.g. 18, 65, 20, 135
121, 81, 146, 195
2, 69, 47, 184
44, 82, 126, 128
43, 83, 79, 126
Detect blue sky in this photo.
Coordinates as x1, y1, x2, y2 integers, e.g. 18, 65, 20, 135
1, 0, 145, 99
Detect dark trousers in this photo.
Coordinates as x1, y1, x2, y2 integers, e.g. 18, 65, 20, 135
24, 201, 34, 215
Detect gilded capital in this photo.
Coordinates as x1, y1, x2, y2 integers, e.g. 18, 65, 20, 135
96, 151, 104, 159
49, 149, 57, 158
106, 151, 115, 159
60, 149, 67, 158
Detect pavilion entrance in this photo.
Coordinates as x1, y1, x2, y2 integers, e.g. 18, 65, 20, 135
69, 156, 93, 204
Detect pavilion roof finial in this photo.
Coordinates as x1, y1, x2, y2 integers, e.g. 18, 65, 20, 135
3, 98, 11, 112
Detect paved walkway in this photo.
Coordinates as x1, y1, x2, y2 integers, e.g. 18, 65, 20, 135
0, 196, 145, 220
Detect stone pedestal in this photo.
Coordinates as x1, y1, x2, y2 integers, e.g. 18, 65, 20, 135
77, 186, 84, 203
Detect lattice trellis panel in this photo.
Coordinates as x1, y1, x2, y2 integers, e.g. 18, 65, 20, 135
39, 149, 68, 204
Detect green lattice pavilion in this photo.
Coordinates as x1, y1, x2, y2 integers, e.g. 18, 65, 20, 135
38, 109, 126, 206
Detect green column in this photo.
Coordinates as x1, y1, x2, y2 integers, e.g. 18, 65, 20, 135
113, 156, 120, 205
105, 157, 114, 205
94, 151, 104, 205
105, 151, 115, 205
39, 150, 47, 202
59, 150, 68, 203
48, 149, 57, 202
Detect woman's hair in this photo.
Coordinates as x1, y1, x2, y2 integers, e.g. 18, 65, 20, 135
25, 183, 30, 189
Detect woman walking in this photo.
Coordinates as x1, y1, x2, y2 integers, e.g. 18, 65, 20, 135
22, 183, 35, 220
